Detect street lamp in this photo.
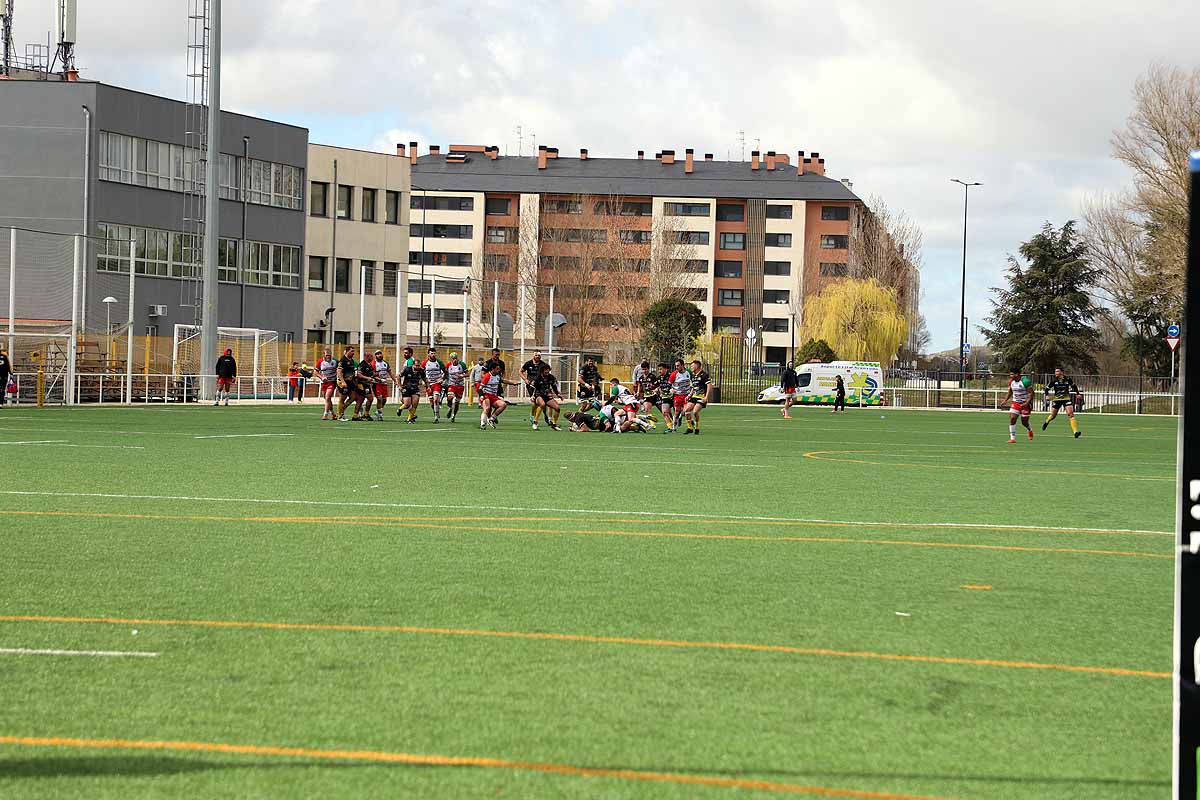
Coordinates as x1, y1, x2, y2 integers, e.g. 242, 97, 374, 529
951, 179, 981, 378
102, 295, 117, 364
412, 182, 429, 345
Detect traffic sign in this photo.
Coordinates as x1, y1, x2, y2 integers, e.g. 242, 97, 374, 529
745, 327, 757, 342
962, 342, 972, 354
1168, 337, 1181, 352
1169, 324, 1181, 338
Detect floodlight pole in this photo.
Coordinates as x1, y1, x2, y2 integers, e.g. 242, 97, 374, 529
199, 0, 222, 401
951, 179, 981, 379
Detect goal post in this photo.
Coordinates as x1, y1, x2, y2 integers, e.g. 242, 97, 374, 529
172, 324, 283, 398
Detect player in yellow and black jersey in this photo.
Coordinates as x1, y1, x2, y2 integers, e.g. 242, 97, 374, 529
1042, 367, 1082, 438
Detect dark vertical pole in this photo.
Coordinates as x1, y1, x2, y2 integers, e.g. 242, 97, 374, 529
328, 159, 337, 346
1174, 148, 1200, 799
239, 135, 248, 328
958, 186, 969, 384
418, 187, 427, 345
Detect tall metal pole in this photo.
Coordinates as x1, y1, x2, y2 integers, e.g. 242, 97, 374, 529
429, 279, 437, 348
328, 159, 337, 345
8, 228, 15, 358
492, 281, 499, 348
80, 104, 91, 334
547, 285, 555, 354
126, 238, 135, 403
461, 286, 468, 355
68, 235, 80, 404
952, 179, 980, 381
358, 261, 365, 354
199, 0, 222, 401
418, 186, 427, 344
239, 135, 248, 327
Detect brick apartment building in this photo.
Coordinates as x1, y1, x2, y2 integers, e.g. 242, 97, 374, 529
408, 144, 871, 365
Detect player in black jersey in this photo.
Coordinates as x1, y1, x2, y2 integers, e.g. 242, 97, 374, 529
577, 356, 602, 410
635, 361, 660, 422
335, 345, 367, 421
355, 352, 377, 421
1042, 367, 1082, 438
653, 363, 675, 431
566, 410, 603, 431
396, 359, 425, 423
531, 363, 563, 430
682, 359, 712, 435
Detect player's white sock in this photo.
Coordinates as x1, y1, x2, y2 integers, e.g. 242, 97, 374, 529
1009, 424, 1017, 438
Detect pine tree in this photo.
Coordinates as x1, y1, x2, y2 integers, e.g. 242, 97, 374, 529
983, 221, 1102, 375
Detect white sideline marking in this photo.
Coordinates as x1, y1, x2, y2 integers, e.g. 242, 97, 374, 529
193, 433, 295, 439
381, 429, 452, 433
0, 647, 159, 658
0, 490, 1171, 536
0, 440, 68, 446
450, 455, 768, 469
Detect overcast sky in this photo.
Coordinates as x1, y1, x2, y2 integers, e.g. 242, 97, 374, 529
21, 0, 1196, 352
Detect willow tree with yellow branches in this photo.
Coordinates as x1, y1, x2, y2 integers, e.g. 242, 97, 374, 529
799, 279, 907, 365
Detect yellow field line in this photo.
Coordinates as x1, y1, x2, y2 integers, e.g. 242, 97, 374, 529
0, 510, 1170, 560
0, 614, 1169, 680
802, 450, 1173, 483
960, 585, 993, 591
0, 735, 954, 799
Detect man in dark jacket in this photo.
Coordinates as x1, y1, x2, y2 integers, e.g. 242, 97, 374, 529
0, 349, 10, 407
780, 360, 798, 419
214, 348, 237, 406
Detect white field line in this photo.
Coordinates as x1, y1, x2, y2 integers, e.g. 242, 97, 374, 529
452, 455, 768, 468
0, 647, 159, 658
380, 429, 452, 433
0, 490, 1172, 536
0, 440, 68, 445
193, 433, 295, 439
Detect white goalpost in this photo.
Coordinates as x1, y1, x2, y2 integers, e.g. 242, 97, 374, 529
171, 324, 282, 398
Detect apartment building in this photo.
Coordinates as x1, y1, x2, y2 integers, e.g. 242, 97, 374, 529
304, 144, 410, 351
411, 144, 864, 365
0, 78, 308, 340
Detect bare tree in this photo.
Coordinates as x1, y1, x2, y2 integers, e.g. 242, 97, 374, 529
848, 195, 922, 315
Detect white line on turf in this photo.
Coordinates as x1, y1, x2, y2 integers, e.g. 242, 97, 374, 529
0, 647, 159, 658
192, 433, 296, 439
0, 490, 1171, 536
0, 440, 68, 445
451, 455, 768, 468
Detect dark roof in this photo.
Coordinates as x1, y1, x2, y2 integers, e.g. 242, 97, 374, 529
412, 155, 859, 201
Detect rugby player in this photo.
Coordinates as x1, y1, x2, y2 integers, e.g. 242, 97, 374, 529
682, 359, 712, 435
532, 363, 563, 430
1042, 367, 1082, 438
397, 357, 425, 423
444, 352, 468, 422
477, 362, 519, 429
566, 409, 603, 432
214, 348, 237, 406
667, 359, 692, 433
521, 351, 547, 425
469, 358, 486, 406
421, 347, 448, 423
577, 355, 602, 411
655, 363, 675, 431
335, 345, 366, 421
356, 351, 377, 420
371, 349, 391, 421
780, 360, 798, 419
316, 348, 338, 420
1004, 368, 1035, 443
638, 363, 662, 422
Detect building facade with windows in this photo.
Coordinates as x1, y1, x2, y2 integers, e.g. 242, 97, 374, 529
0, 79, 308, 341
411, 144, 864, 365
304, 143, 411, 352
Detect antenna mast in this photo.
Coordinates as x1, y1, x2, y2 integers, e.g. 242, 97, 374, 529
52, 0, 75, 73
2, 0, 15, 77
736, 130, 745, 162
514, 125, 523, 157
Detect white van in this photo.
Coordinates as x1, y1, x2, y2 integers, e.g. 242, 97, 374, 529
757, 361, 885, 406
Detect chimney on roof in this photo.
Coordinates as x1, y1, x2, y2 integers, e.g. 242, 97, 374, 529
796, 151, 805, 177
775, 152, 789, 165
547, 147, 559, 159
809, 152, 825, 176
487, 146, 499, 160
396, 143, 406, 158
704, 153, 713, 161
751, 150, 760, 171
637, 150, 645, 160
430, 145, 441, 156
840, 177, 853, 191
662, 150, 675, 165
580, 148, 588, 160
537, 145, 547, 170
409, 141, 418, 166
685, 148, 694, 174
766, 151, 776, 171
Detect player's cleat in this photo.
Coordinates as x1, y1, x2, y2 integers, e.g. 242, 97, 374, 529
529, 414, 537, 425
682, 428, 692, 435
487, 417, 497, 429
375, 411, 383, 421
321, 412, 329, 420
1028, 429, 1034, 441
1074, 430, 1082, 439
693, 429, 700, 435
1008, 437, 1016, 444
223, 400, 229, 406
550, 423, 561, 431
1042, 421, 1048, 430
531, 422, 539, 430
397, 409, 403, 417
433, 417, 440, 424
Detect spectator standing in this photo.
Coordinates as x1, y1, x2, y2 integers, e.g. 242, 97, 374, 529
0, 349, 11, 407
780, 361, 798, 419
287, 362, 301, 403
469, 357, 486, 404
214, 348, 237, 407
298, 362, 313, 402
832, 374, 847, 414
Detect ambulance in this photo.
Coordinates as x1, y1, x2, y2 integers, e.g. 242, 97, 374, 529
757, 361, 885, 406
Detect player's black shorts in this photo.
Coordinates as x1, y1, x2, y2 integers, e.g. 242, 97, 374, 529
535, 393, 553, 405
578, 386, 596, 400
688, 396, 707, 409
1050, 398, 1073, 409
401, 386, 420, 398
642, 394, 660, 406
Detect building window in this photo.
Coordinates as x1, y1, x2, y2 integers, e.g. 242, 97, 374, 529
664, 202, 710, 217
362, 260, 376, 294
594, 200, 653, 216
145, 324, 159, 337
335, 258, 351, 292
765, 233, 792, 248
133, 227, 171, 277
362, 332, 375, 345
713, 317, 741, 334
718, 289, 744, 306
218, 153, 240, 200
821, 234, 849, 249
543, 198, 582, 214
244, 241, 300, 288
680, 287, 708, 301
766, 204, 793, 219
542, 228, 607, 243
673, 231, 709, 245
484, 254, 509, 272
381, 333, 397, 345
411, 195, 474, 211
763, 289, 790, 304
716, 203, 744, 222
383, 262, 399, 296
719, 232, 745, 250
362, 188, 377, 222
306, 329, 325, 343
435, 308, 466, 323
409, 251, 473, 267
436, 279, 465, 294
217, 239, 239, 283
308, 256, 326, 290
336, 185, 353, 220
485, 197, 512, 215
714, 260, 742, 278
619, 229, 653, 244
333, 331, 349, 345
310, 181, 329, 216
764, 261, 791, 276
407, 307, 432, 322
408, 279, 433, 294
672, 259, 708, 273
820, 262, 849, 277
540, 255, 580, 270
486, 226, 518, 244
412, 223, 473, 239
385, 190, 401, 224
822, 206, 851, 221
762, 318, 789, 333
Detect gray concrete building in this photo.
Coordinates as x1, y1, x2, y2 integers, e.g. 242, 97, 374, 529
0, 78, 308, 341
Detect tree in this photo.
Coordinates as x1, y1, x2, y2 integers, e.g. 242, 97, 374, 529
641, 298, 705, 363
982, 221, 1103, 374
799, 279, 907, 365
795, 338, 837, 363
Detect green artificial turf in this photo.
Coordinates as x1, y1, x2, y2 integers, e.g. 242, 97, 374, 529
0, 401, 1177, 799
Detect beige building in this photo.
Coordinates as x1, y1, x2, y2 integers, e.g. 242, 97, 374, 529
304, 143, 411, 356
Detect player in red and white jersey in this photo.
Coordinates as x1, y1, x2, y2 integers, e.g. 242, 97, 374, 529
667, 359, 692, 433
477, 363, 518, 429
443, 352, 467, 422
1004, 368, 1035, 443
421, 348, 448, 423
370, 349, 391, 421
316, 348, 339, 420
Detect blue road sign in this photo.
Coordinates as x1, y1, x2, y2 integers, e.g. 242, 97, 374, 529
962, 342, 972, 353
1169, 324, 1181, 338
